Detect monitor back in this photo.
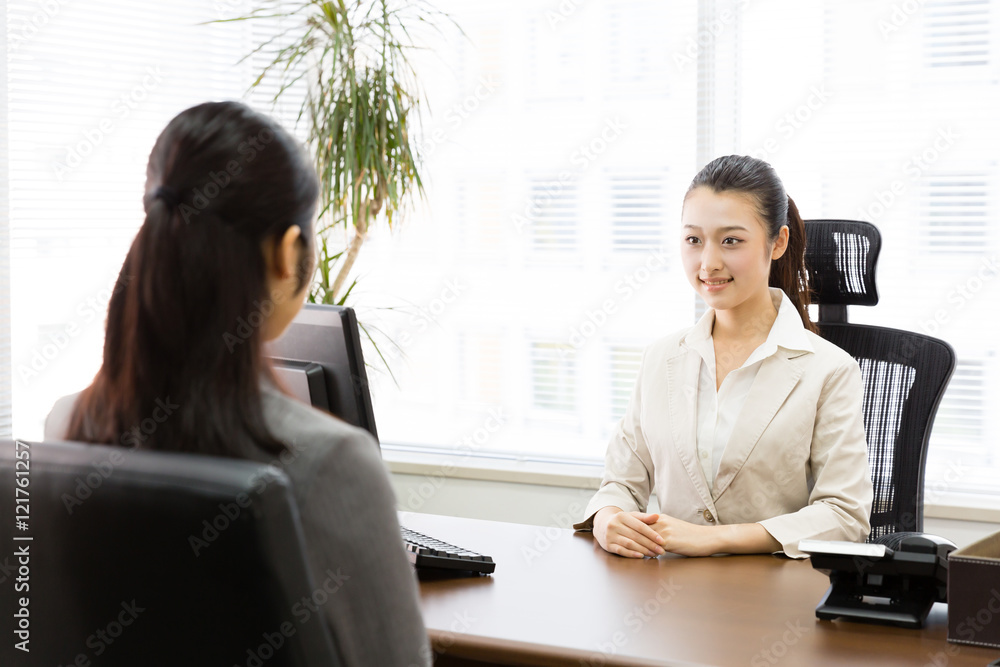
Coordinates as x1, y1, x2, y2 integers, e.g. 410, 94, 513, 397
265, 304, 378, 442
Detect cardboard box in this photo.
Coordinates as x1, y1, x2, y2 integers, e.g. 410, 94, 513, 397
948, 531, 1000, 648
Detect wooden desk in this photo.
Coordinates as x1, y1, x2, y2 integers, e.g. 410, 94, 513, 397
403, 512, 1000, 667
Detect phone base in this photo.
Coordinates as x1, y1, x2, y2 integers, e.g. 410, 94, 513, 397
815, 581, 935, 629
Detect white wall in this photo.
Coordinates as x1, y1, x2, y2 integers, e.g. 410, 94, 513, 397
390, 472, 1000, 549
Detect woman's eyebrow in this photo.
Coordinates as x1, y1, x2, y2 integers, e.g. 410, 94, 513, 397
683, 224, 749, 233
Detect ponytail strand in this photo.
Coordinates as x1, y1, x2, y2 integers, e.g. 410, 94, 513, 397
770, 196, 817, 333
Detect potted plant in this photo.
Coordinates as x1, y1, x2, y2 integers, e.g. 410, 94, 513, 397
218, 0, 454, 307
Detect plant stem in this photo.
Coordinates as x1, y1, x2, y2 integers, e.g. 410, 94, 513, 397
330, 213, 368, 302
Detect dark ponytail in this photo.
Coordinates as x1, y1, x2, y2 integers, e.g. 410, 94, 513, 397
773, 196, 816, 333
66, 101, 319, 457
685, 155, 817, 333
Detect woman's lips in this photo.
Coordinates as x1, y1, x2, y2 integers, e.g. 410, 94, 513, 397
700, 277, 732, 292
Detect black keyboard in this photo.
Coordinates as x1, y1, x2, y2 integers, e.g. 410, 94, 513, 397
400, 526, 496, 574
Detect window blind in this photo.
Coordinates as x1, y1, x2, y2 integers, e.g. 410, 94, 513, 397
923, 0, 991, 69
527, 177, 579, 255
9, 0, 997, 505
731, 0, 999, 500
609, 174, 667, 255
354, 0, 694, 459
919, 172, 990, 254
607, 344, 643, 425
8, 0, 302, 437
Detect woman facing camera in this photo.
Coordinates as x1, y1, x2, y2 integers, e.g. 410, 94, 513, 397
575, 155, 874, 559
43, 101, 430, 666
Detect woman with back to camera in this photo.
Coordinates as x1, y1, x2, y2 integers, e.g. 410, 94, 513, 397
43, 101, 430, 666
574, 155, 874, 558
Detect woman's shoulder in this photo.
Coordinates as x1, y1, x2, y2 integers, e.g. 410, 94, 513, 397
258, 384, 384, 484
43, 390, 84, 441
801, 328, 861, 373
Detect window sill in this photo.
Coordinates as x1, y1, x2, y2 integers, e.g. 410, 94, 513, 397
924, 495, 1000, 524
381, 445, 603, 490
383, 446, 1000, 525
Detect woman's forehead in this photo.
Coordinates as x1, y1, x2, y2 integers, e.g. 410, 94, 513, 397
682, 188, 766, 232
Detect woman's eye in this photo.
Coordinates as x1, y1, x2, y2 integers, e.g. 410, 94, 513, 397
722, 237, 742, 245
685, 236, 701, 244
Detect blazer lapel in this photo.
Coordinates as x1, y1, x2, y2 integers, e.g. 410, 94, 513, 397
665, 349, 715, 508
712, 350, 805, 498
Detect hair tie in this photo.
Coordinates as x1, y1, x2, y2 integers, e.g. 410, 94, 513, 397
153, 185, 181, 208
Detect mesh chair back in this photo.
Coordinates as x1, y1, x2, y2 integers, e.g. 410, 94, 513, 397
817, 324, 955, 539
0, 440, 341, 667
804, 219, 956, 539
804, 219, 881, 323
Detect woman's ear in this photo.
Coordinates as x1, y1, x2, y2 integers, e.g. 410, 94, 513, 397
771, 225, 789, 261
265, 225, 303, 281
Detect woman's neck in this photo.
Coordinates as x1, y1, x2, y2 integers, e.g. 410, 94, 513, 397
712, 288, 778, 343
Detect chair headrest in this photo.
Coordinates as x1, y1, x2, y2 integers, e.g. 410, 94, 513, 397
804, 219, 881, 307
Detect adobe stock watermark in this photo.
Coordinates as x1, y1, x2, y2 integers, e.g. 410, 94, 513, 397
884, 252, 996, 370
9, 0, 71, 52
17, 273, 133, 386
402, 408, 507, 511
545, 0, 587, 28
178, 127, 275, 224
570, 117, 628, 171
878, 0, 925, 39
60, 447, 131, 516
749, 84, 832, 162
924, 460, 967, 505
856, 127, 958, 222
521, 502, 584, 565
672, 2, 748, 72
580, 577, 682, 666
750, 617, 811, 667
382, 278, 468, 365
211, 0, 244, 20
189, 442, 306, 556
925, 588, 1000, 666
511, 117, 628, 236
57, 599, 146, 667
234, 567, 350, 667
413, 76, 500, 161
560, 246, 669, 357
403, 610, 478, 666
53, 67, 165, 181
0, 556, 15, 586
52, 600, 145, 666
59, 397, 179, 514
918, 254, 998, 338
223, 287, 292, 353
427, 610, 478, 664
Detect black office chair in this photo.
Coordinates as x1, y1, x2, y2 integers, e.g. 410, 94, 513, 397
0, 440, 341, 667
804, 220, 956, 540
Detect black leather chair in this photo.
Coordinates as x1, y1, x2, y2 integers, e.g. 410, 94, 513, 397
804, 220, 956, 540
0, 440, 341, 666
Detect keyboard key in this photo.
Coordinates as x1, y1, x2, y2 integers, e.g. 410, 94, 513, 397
400, 526, 496, 574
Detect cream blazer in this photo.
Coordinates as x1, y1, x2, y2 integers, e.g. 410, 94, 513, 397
575, 302, 874, 558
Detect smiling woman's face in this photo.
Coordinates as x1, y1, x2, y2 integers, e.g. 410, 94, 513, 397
680, 186, 786, 315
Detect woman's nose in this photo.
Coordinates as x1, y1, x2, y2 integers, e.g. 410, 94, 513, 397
700, 243, 723, 272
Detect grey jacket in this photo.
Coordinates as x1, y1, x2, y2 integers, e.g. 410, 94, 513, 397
44, 381, 431, 667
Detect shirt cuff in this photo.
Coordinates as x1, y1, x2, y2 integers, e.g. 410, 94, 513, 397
573, 484, 644, 531
755, 518, 805, 558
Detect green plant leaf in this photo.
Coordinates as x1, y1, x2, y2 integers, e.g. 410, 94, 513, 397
216, 0, 462, 371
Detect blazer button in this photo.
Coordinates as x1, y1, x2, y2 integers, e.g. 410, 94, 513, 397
703, 509, 715, 523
